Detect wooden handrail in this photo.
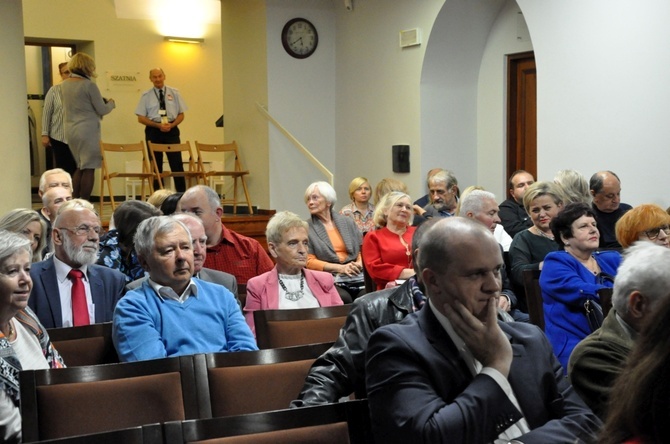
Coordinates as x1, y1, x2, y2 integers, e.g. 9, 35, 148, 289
256, 103, 334, 186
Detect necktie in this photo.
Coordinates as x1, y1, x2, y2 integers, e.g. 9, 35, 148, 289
159, 89, 165, 110
68, 269, 89, 326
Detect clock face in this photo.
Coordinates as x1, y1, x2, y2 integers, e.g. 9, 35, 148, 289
282, 18, 318, 59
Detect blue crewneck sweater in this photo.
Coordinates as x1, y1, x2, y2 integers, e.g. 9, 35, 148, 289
113, 279, 257, 362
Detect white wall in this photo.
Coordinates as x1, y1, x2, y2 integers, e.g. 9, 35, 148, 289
0, 0, 32, 213
420, 0, 505, 199
266, 0, 337, 218
477, 0, 533, 199
336, 0, 444, 205
518, 0, 670, 208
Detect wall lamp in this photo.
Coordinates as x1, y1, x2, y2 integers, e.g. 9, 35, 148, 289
164, 36, 204, 44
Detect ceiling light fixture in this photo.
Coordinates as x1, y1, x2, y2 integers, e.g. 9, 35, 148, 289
164, 36, 204, 44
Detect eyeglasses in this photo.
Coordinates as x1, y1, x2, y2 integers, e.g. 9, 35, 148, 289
643, 225, 670, 240
57, 225, 102, 236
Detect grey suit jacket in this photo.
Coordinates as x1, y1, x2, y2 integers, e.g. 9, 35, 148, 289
126, 267, 241, 308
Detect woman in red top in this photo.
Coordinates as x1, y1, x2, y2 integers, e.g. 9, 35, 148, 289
362, 191, 416, 290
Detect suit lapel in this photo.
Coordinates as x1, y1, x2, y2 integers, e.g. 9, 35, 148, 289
87, 266, 104, 323
304, 270, 326, 305
266, 269, 279, 309
40, 258, 62, 328
418, 306, 474, 387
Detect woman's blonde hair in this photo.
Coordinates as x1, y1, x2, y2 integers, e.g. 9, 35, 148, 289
347, 177, 370, 201
0, 209, 47, 262
373, 191, 413, 227
68, 52, 97, 78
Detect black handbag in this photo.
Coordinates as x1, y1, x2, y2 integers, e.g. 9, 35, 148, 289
584, 299, 604, 332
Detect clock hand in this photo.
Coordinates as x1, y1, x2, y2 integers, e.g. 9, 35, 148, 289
291, 36, 303, 46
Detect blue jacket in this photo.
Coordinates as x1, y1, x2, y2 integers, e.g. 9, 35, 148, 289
113, 279, 257, 362
539, 250, 621, 370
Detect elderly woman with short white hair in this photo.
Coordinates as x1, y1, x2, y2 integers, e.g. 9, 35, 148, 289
304, 181, 365, 303
244, 211, 342, 336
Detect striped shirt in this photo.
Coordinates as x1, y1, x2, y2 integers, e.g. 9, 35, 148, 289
41, 83, 67, 143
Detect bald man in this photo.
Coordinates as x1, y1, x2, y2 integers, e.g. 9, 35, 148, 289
135, 68, 188, 191
589, 171, 632, 249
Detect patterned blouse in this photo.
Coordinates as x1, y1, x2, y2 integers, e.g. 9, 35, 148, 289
96, 229, 145, 283
340, 202, 375, 234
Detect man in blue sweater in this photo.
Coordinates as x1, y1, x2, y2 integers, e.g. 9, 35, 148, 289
112, 216, 257, 362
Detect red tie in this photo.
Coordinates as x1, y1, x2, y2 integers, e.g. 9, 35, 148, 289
68, 269, 90, 326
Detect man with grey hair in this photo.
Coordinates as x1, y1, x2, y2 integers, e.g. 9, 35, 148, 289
39, 186, 73, 256
178, 185, 273, 284
569, 242, 670, 418
38, 168, 72, 198
29, 205, 126, 328
589, 170, 632, 249
418, 169, 459, 218
366, 217, 599, 443
126, 213, 240, 308
113, 216, 256, 362
459, 190, 528, 322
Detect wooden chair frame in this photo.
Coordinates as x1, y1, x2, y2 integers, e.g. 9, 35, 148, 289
20, 355, 201, 442
99, 140, 155, 215
195, 140, 253, 214
254, 305, 352, 349
193, 342, 333, 418
29, 423, 163, 444
522, 269, 545, 331
147, 141, 203, 190
47, 322, 118, 367
162, 400, 373, 444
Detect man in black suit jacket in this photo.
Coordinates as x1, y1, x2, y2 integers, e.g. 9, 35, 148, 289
365, 217, 600, 443
29, 203, 126, 328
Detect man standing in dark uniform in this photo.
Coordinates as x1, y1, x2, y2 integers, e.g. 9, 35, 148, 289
135, 68, 188, 191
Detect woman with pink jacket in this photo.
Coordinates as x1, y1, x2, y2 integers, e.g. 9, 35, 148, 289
244, 211, 342, 336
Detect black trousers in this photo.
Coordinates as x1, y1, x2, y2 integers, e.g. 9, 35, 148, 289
51, 138, 77, 176
145, 125, 185, 192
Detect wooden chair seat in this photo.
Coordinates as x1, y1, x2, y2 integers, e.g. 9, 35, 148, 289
20, 356, 200, 441
254, 305, 352, 349
47, 322, 118, 367
194, 342, 333, 418
162, 400, 372, 444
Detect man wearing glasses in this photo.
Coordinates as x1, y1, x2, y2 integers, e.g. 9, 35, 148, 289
589, 170, 632, 250
29, 202, 126, 328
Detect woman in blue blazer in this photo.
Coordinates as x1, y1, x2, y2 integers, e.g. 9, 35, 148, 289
540, 203, 621, 371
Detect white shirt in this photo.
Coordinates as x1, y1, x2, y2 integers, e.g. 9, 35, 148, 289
54, 256, 94, 327
429, 300, 531, 442
277, 273, 319, 309
148, 278, 198, 303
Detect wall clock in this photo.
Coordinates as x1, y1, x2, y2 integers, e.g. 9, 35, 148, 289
281, 18, 318, 59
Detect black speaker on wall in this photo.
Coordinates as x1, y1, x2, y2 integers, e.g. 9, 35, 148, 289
392, 145, 410, 173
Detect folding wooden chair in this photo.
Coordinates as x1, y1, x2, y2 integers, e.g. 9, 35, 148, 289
254, 305, 352, 349
47, 322, 118, 367
147, 141, 203, 190
195, 140, 253, 214
194, 342, 333, 418
20, 355, 201, 441
99, 140, 154, 215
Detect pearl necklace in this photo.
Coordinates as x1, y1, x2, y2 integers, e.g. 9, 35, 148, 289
278, 271, 305, 302
532, 226, 554, 240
